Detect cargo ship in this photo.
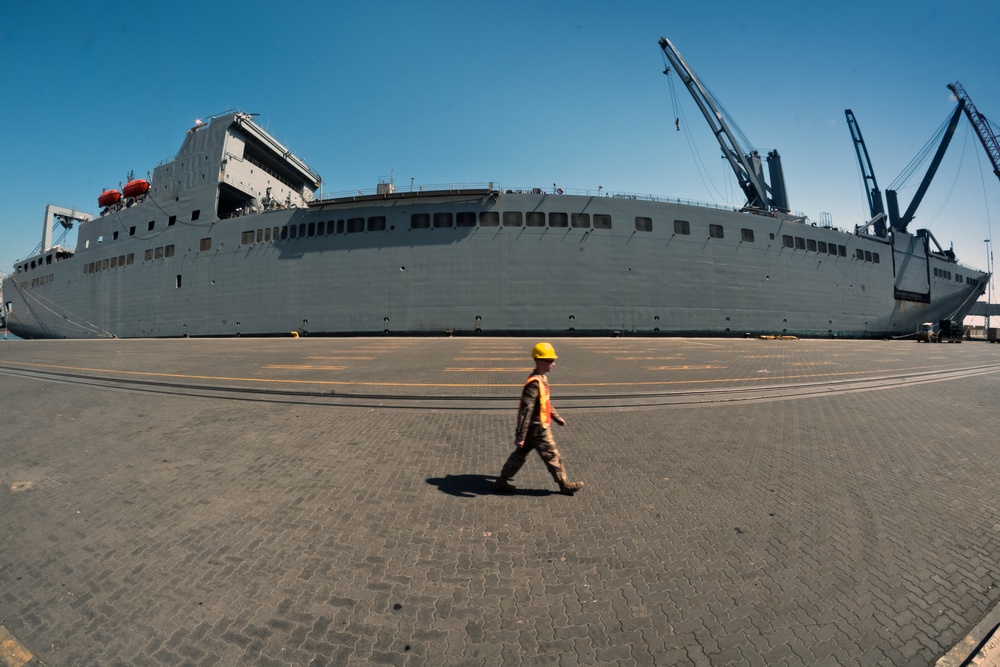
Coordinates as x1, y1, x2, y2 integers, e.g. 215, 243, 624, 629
1, 38, 989, 340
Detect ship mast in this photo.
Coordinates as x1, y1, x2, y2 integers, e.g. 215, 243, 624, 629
659, 37, 789, 213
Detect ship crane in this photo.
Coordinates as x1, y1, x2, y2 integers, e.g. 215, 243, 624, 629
947, 81, 1000, 184
658, 37, 790, 213
845, 109, 887, 236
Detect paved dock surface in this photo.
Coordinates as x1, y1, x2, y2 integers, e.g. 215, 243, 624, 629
1, 337, 999, 666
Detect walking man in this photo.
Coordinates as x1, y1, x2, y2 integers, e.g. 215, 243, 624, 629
495, 342, 584, 495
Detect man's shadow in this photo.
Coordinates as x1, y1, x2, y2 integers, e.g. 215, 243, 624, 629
426, 474, 553, 498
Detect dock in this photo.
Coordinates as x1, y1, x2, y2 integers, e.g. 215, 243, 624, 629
1, 337, 999, 666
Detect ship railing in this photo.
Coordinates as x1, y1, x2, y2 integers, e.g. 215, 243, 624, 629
314, 183, 745, 213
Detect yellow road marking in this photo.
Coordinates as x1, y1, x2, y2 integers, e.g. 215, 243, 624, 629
644, 365, 726, 370
306, 356, 375, 360
445, 368, 528, 372
263, 365, 347, 370
0, 625, 33, 667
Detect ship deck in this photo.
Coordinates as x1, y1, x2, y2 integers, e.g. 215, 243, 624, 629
1, 337, 999, 665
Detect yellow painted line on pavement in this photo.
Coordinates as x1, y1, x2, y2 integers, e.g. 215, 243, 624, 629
445, 368, 527, 372
0, 625, 33, 667
0, 359, 968, 389
645, 365, 725, 370
306, 356, 375, 360
264, 365, 347, 370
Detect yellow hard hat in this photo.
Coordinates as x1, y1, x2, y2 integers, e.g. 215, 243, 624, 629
531, 342, 557, 360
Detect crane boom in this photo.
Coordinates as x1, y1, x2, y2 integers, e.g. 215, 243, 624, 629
659, 37, 788, 212
845, 109, 886, 235
947, 81, 1000, 183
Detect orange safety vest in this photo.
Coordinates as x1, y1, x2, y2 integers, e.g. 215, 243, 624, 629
523, 374, 551, 425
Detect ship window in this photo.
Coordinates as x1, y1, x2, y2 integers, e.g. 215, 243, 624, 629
709, 224, 724, 239
740, 228, 754, 242
864, 250, 872, 262
411, 213, 430, 229
434, 212, 454, 228
165, 245, 174, 258
337, 220, 345, 234
118, 255, 126, 266
154, 247, 164, 259
479, 211, 499, 226
103, 259, 110, 270
280, 226, 288, 240
273, 227, 280, 240
308, 222, 315, 237
593, 214, 612, 229
503, 211, 523, 227
98, 235, 104, 245
347, 218, 365, 233
550, 212, 568, 227
782, 235, 793, 248
148, 220, 155, 231
807, 239, 817, 252
289, 224, 298, 239
113, 231, 119, 241
144, 249, 154, 261
264, 228, 271, 242
169, 216, 176, 226
635, 217, 652, 232
675, 220, 691, 235
368, 216, 386, 232
839, 245, 847, 257
192, 210, 201, 221
86, 263, 93, 273
457, 212, 477, 227
298, 223, 306, 238
241, 231, 255, 245
571, 213, 590, 228
856, 249, 864, 260
526, 212, 545, 227
46, 255, 52, 265
795, 237, 805, 250
130, 226, 136, 236
110, 256, 118, 268
200, 238, 212, 251
254, 229, 262, 243
829, 244, 838, 256
176, 275, 182, 288
818, 241, 827, 253
126, 254, 134, 265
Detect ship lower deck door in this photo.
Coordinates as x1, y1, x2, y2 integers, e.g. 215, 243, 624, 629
892, 233, 930, 301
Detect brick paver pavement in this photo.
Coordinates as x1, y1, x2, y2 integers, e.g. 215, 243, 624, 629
1, 338, 999, 666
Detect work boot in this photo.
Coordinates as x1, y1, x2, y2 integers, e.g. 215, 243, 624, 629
559, 480, 584, 495
494, 476, 516, 493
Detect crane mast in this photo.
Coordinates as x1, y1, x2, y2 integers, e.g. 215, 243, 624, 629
947, 81, 1000, 183
659, 37, 789, 213
845, 109, 886, 235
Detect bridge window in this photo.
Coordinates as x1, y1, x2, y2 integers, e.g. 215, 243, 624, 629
456, 212, 477, 227
433, 212, 454, 228
741, 228, 754, 242
549, 212, 568, 227
571, 213, 590, 228
241, 231, 255, 245
526, 212, 545, 227
795, 237, 806, 250
674, 220, 690, 235
782, 234, 794, 248
635, 217, 652, 232
308, 222, 316, 237
200, 238, 212, 251
709, 224, 724, 239
503, 212, 522, 227
411, 213, 430, 229
347, 218, 365, 233
839, 245, 847, 257
818, 241, 827, 253
807, 239, 817, 252
593, 214, 612, 229
165, 245, 174, 258
479, 211, 499, 227
368, 216, 386, 232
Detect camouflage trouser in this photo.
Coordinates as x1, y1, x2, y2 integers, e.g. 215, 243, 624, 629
500, 425, 570, 485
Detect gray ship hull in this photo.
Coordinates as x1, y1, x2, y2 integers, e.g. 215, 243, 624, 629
2, 112, 988, 339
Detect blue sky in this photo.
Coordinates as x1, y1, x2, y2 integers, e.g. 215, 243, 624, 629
2, 0, 999, 305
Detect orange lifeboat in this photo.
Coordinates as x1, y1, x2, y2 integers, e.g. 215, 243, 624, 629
98, 189, 122, 207
122, 179, 150, 199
